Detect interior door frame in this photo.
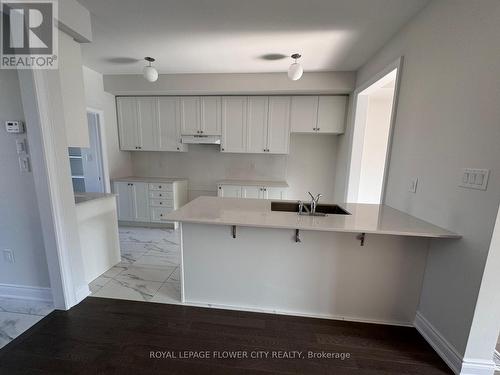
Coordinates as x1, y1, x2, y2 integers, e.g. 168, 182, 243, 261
345, 56, 404, 204
86, 107, 111, 193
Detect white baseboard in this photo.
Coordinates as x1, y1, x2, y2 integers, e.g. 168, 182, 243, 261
414, 311, 496, 375
75, 285, 90, 304
493, 351, 500, 371
0, 283, 52, 302
183, 299, 413, 327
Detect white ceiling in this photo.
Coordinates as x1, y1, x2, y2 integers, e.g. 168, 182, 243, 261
77, 0, 429, 75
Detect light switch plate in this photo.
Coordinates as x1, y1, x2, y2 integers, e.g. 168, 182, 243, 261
459, 168, 489, 190
409, 178, 418, 193
16, 138, 26, 154
18, 155, 30, 172
3, 249, 14, 264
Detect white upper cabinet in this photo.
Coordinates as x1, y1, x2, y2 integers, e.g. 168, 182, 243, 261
136, 97, 159, 150
246, 96, 269, 153
179, 97, 201, 135
317, 96, 347, 134
180, 96, 222, 135
117, 96, 187, 152
267, 96, 291, 154
117, 97, 139, 150
200, 97, 222, 135
290, 95, 347, 134
221, 97, 247, 153
290, 96, 319, 133
157, 97, 186, 152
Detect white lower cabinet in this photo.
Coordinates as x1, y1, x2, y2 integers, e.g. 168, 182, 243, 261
113, 178, 188, 225
217, 185, 242, 198
218, 183, 288, 200
114, 181, 149, 222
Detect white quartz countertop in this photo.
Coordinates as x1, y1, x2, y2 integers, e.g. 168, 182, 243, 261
74, 192, 116, 205
166, 196, 460, 239
111, 176, 187, 183
218, 179, 289, 188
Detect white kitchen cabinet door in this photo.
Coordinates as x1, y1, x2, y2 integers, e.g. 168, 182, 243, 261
200, 96, 221, 135
267, 96, 291, 154
317, 96, 347, 134
136, 97, 158, 150
131, 182, 150, 222
180, 96, 201, 135
115, 182, 134, 221
218, 185, 242, 198
221, 97, 247, 153
246, 96, 269, 154
242, 186, 261, 199
157, 97, 186, 152
290, 96, 319, 133
265, 187, 288, 200
117, 97, 139, 151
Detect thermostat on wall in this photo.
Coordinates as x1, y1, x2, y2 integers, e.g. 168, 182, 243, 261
5, 121, 24, 133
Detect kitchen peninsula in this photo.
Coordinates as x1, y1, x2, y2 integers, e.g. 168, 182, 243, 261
167, 196, 459, 326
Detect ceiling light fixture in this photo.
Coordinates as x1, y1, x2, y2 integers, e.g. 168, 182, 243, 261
143, 57, 158, 82
288, 53, 303, 81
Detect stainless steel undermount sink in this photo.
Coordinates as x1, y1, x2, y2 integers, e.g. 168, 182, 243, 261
271, 201, 350, 216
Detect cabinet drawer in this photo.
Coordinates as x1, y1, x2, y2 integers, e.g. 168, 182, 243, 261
149, 190, 173, 199
150, 199, 173, 208
151, 207, 173, 222
149, 183, 173, 191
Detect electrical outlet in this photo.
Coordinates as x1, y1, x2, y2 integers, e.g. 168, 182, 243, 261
3, 249, 15, 264
409, 178, 418, 193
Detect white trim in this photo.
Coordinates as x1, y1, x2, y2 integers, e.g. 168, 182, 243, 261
87, 107, 111, 194
460, 359, 497, 375
493, 350, 500, 371
75, 285, 90, 303
344, 56, 403, 204
0, 283, 53, 302
414, 311, 463, 374
414, 311, 496, 375
183, 300, 413, 327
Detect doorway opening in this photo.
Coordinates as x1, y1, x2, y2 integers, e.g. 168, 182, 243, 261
69, 111, 107, 193
347, 59, 402, 204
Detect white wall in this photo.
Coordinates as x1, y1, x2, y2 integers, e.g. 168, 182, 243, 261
103, 72, 355, 96
82, 66, 133, 180
131, 135, 338, 202
355, 0, 500, 362
357, 92, 394, 203
0, 70, 50, 288
59, 32, 89, 148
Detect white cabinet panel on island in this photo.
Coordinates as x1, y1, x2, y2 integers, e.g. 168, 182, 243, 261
217, 180, 288, 200
113, 178, 188, 226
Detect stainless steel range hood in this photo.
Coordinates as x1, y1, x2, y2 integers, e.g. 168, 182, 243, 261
181, 135, 221, 145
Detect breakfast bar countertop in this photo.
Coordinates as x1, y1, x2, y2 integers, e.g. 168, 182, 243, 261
166, 196, 460, 239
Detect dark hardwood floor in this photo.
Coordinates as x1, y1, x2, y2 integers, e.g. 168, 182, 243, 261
0, 297, 452, 374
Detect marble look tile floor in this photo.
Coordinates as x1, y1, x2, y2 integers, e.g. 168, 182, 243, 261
0, 298, 54, 349
90, 226, 182, 304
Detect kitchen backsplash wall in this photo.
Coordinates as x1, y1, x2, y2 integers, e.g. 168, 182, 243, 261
131, 134, 338, 202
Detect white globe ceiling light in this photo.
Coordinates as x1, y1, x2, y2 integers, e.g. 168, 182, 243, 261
143, 57, 158, 82
288, 53, 303, 81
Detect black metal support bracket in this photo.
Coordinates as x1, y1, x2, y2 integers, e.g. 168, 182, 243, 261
295, 229, 301, 243
356, 233, 366, 246
232, 225, 236, 239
